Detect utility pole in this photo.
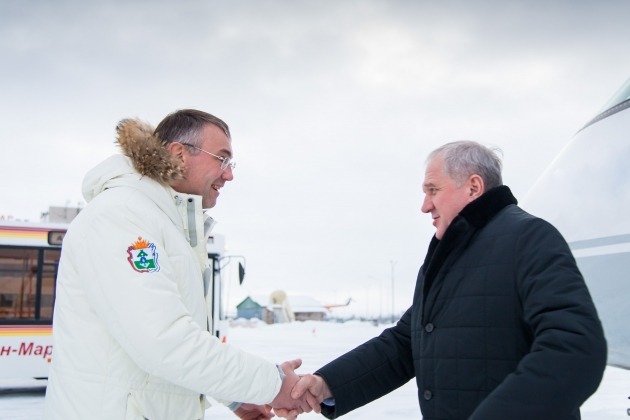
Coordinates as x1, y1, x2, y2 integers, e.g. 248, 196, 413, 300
379, 276, 383, 323
390, 260, 397, 324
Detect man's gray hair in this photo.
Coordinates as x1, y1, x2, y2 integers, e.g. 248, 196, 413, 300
427, 141, 503, 189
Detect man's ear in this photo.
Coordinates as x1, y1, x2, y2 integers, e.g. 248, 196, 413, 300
166, 142, 188, 188
468, 174, 485, 199
168, 142, 186, 162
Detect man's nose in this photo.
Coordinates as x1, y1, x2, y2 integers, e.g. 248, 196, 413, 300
222, 165, 234, 181
421, 195, 432, 213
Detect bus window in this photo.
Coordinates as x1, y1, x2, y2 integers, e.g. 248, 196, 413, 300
0, 247, 60, 321
40, 249, 60, 319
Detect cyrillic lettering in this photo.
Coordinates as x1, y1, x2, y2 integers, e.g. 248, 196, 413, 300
18, 342, 34, 356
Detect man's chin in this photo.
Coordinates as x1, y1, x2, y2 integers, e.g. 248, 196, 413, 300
202, 198, 217, 209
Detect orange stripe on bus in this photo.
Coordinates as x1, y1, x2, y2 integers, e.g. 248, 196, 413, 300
0, 231, 47, 239
0, 326, 52, 336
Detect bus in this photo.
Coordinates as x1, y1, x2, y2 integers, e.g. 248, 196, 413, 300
0, 222, 63, 379
0, 221, 235, 379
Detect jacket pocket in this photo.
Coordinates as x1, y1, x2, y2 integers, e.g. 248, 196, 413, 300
129, 386, 203, 420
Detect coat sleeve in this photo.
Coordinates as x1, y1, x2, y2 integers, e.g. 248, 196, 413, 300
316, 307, 415, 418
470, 218, 607, 419
69, 196, 282, 404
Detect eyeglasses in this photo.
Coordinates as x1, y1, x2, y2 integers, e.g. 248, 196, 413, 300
180, 143, 236, 171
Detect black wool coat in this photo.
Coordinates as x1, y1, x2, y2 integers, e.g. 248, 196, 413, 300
316, 186, 607, 420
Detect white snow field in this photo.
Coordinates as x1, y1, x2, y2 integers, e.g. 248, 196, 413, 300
1, 320, 628, 419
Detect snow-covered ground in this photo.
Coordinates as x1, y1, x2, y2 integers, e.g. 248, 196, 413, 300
1, 320, 628, 419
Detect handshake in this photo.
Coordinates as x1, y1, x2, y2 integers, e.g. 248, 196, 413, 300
234, 359, 331, 420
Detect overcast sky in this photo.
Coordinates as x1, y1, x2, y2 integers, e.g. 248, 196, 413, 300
2, 0, 630, 317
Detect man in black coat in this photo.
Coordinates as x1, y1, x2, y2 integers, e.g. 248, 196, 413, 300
284, 141, 607, 419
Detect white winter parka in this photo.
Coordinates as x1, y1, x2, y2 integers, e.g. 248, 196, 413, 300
44, 120, 281, 419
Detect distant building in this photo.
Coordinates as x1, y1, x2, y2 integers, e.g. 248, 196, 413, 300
235, 293, 329, 324
290, 295, 329, 322
235, 296, 265, 321
40, 206, 82, 223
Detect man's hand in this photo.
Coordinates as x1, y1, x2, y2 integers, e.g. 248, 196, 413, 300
269, 359, 316, 417
275, 373, 332, 418
291, 373, 332, 409
234, 403, 274, 420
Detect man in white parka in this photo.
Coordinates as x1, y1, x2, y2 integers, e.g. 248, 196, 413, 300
44, 110, 308, 419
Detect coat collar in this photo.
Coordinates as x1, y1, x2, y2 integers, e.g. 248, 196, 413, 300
422, 185, 517, 276
170, 189, 215, 270
458, 185, 518, 229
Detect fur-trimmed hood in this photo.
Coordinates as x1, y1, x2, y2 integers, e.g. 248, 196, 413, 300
115, 118, 184, 184
82, 119, 184, 203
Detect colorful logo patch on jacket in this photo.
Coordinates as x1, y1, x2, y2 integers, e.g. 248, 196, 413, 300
126, 236, 160, 273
